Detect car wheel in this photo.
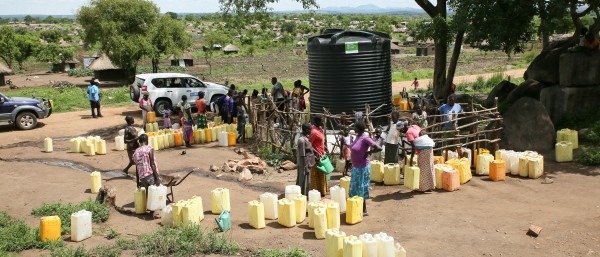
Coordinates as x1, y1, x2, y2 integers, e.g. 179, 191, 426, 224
154, 100, 172, 116
130, 85, 140, 102
209, 95, 223, 112
15, 111, 38, 130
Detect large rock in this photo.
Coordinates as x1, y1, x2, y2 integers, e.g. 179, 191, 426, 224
525, 44, 569, 85
501, 97, 555, 151
559, 52, 600, 87
485, 80, 517, 107
506, 80, 549, 104
540, 85, 600, 124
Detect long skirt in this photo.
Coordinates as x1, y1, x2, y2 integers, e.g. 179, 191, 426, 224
417, 148, 435, 191
384, 143, 399, 164
310, 165, 328, 196
141, 110, 148, 129
183, 121, 193, 142
349, 165, 370, 199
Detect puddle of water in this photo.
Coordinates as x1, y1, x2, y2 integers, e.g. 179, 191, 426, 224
2, 157, 276, 192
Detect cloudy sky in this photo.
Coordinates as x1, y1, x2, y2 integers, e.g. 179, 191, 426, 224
0, 0, 421, 15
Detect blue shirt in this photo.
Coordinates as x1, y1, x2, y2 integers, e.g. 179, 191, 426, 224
87, 84, 99, 101
438, 103, 462, 130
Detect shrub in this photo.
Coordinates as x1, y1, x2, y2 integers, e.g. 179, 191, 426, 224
579, 147, 600, 166
31, 199, 110, 234
67, 69, 94, 77
556, 108, 600, 131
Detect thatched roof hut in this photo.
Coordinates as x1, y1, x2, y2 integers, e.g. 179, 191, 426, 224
88, 54, 127, 81
168, 52, 194, 67
391, 38, 401, 46
223, 44, 240, 54
0, 62, 13, 86
51, 58, 79, 72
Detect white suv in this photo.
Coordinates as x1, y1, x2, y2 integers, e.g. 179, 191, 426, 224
130, 73, 228, 115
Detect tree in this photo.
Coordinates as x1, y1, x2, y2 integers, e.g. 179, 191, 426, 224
148, 14, 192, 73
36, 43, 74, 64
201, 30, 229, 74
78, 0, 160, 80
43, 15, 57, 24
14, 33, 40, 70
184, 14, 195, 22
166, 12, 178, 20
24, 15, 34, 24
0, 26, 18, 68
281, 21, 297, 34
40, 29, 64, 44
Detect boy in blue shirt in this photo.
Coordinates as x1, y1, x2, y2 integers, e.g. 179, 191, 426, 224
87, 79, 102, 118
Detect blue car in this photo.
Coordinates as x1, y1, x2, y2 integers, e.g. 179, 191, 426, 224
0, 92, 52, 130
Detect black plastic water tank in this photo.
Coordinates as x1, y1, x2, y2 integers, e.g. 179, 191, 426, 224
308, 30, 392, 122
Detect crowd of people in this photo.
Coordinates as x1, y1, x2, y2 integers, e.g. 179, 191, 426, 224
295, 94, 463, 217
113, 73, 463, 219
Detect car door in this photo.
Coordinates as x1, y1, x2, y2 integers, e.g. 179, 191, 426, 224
187, 78, 207, 107
168, 77, 190, 108
0, 94, 15, 122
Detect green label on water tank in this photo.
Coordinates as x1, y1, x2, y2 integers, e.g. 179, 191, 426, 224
345, 42, 358, 54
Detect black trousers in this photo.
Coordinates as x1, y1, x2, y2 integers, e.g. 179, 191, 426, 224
90, 100, 101, 117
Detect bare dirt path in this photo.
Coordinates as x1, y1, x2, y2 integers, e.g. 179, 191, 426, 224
2, 97, 600, 256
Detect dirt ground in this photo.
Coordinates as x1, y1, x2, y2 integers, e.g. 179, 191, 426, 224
1, 105, 600, 257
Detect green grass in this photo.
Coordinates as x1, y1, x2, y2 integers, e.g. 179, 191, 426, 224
31, 199, 110, 234
392, 69, 434, 82
0, 212, 63, 253
135, 225, 241, 256
455, 73, 525, 95
3, 85, 133, 113
254, 247, 309, 257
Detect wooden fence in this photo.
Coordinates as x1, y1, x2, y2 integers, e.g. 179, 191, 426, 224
246, 96, 503, 160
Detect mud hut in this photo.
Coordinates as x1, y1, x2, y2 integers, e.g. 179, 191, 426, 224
51, 58, 79, 72
223, 44, 240, 54
168, 52, 194, 67
88, 54, 127, 81
0, 62, 12, 86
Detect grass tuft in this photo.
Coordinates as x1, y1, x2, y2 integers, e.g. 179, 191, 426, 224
254, 247, 310, 257
31, 199, 110, 234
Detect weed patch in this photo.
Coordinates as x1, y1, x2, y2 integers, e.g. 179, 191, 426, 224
254, 247, 309, 257
31, 199, 110, 234
135, 225, 241, 256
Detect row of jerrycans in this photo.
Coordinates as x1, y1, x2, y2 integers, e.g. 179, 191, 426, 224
250, 187, 364, 232
40, 210, 93, 242
69, 136, 107, 156
158, 188, 231, 227
326, 229, 406, 257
